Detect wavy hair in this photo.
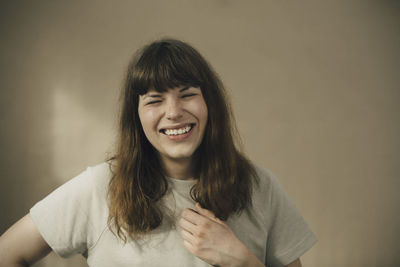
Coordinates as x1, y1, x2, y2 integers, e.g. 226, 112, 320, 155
108, 38, 257, 241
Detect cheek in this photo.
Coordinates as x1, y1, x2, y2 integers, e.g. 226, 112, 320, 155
197, 99, 208, 124
138, 109, 156, 134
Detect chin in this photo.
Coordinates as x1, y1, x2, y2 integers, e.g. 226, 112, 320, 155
168, 153, 194, 161
164, 148, 196, 161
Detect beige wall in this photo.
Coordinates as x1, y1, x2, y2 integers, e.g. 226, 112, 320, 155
1, 1, 399, 266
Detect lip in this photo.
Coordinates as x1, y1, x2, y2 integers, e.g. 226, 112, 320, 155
160, 123, 195, 141
159, 123, 195, 132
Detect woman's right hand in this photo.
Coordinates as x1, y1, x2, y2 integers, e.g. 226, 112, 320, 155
0, 214, 51, 267
179, 203, 265, 267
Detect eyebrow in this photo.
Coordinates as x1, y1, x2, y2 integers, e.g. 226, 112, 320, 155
179, 86, 190, 92
143, 93, 162, 100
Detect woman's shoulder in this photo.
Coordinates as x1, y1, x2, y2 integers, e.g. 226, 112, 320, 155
87, 161, 114, 185
37, 161, 113, 207
251, 165, 290, 206
64, 162, 112, 192
252, 165, 277, 189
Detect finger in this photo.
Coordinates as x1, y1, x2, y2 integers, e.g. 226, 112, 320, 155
183, 239, 196, 254
180, 229, 196, 244
179, 217, 198, 235
195, 203, 222, 224
181, 208, 207, 225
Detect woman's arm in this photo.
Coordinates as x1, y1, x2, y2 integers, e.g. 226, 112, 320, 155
0, 214, 51, 267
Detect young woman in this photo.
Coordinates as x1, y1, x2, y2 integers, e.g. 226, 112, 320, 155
0, 39, 317, 267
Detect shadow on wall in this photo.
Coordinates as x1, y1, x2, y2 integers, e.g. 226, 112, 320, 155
0, 59, 55, 231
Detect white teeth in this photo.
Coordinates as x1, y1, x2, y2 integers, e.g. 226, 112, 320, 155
164, 125, 192, 136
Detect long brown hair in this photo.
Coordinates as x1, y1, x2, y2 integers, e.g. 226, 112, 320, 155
108, 38, 257, 241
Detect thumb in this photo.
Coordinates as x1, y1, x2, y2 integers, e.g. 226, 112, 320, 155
195, 203, 223, 224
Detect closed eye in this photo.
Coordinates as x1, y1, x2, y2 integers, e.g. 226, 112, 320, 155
181, 93, 197, 98
146, 100, 162, 105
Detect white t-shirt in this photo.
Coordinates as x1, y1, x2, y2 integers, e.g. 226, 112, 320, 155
30, 162, 317, 267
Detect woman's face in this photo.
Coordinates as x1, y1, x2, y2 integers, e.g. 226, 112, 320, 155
138, 86, 208, 165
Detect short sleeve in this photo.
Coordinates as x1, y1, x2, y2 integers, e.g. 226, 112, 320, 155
261, 169, 317, 266
30, 167, 97, 257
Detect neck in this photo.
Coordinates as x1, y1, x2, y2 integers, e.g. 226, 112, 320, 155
160, 156, 195, 180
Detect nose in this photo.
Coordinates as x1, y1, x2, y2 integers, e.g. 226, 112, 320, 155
165, 98, 183, 120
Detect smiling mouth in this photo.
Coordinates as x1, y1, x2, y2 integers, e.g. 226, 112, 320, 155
160, 124, 194, 136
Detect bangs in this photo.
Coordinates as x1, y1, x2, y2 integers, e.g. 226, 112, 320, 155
131, 40, 205, 95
